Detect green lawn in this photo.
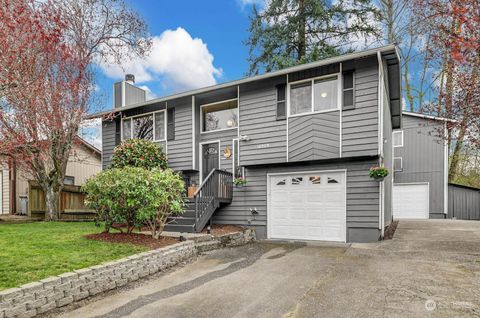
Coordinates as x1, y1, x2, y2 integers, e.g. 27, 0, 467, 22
0, 222, 147, 290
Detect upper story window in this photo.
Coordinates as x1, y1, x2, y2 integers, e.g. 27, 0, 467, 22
122, 110, 166, 142
201, 99, 238, 132
289, 75, 339, 116
393, 131, 403, 147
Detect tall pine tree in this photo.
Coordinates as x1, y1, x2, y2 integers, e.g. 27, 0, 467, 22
246, 0, 380, 75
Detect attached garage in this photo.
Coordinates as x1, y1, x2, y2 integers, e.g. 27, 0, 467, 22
267, 170, 346, 242
393, 183, 429, 219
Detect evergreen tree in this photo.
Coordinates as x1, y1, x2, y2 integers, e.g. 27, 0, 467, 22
246, 0, 380, 75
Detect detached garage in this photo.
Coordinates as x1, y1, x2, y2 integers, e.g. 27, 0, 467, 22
393, 183, 429, 219
267, 170, 346, 242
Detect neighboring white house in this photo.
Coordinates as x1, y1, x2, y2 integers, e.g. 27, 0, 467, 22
0, 137, 102, 215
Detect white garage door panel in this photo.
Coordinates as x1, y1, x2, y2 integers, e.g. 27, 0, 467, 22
268, 171, 346, 242
393, 184, 429, 219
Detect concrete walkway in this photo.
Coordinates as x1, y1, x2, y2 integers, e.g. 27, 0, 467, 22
57, 220, 480, 318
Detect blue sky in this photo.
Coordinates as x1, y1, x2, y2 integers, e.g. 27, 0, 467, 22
93, 0, 258, 112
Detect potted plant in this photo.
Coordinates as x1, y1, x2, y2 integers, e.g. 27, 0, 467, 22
369, 166, 389, 181
233, 177, 248, 187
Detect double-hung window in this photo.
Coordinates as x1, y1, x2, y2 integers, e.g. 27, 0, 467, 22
289, 75, 339, 116
121, 110, 166, 142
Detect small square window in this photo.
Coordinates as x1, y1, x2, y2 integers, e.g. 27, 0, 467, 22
394, 157, 403, 172
276, 179, 286, 186
291, 177, 303, 185
309, 176, 321, 184
64, 176, 75, 185
393, 131, 403, 147
327, 177, 339, 184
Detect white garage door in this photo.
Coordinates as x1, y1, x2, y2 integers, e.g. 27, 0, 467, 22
268, 171, 346, 242
393, 184, 429, 219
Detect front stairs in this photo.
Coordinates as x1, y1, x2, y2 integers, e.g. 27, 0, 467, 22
164, 169, 233, 233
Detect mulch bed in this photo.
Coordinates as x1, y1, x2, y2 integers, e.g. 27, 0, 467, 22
85, 232, 179, 250
202, 224, 244, 236
384, 220, 399, 240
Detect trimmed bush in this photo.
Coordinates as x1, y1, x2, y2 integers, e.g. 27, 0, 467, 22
111, 139, 168, 170
82, 167, 185, 235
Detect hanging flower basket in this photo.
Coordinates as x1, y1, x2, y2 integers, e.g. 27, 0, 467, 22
369, 166, 389, 181
233, 177, 247, 187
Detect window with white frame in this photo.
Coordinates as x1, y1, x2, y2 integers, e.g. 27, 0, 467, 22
394, 157, 403, 171
201, 99, 238, 132
393, 131, 403, 147
289, 75, 339, 115
122, 111, 166, 142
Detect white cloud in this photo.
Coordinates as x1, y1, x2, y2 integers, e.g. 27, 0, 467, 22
237, 0, 265, 6
138, 85, 157, 100
98, 27, 222, 92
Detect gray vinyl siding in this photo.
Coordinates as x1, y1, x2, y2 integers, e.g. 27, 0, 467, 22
288, 111, 340, 161
238, 78, 287, 166
124, 82, 146, 106
101, 119, 117, 169
448, 184, 480, 220
394, 115, 446, 216
342, 57, 379, 157
167, 97, 193, 171
214, 158, 381, 242
114, 82, 122, 108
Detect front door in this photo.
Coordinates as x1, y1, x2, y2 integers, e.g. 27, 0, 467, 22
202, 142, 219, 181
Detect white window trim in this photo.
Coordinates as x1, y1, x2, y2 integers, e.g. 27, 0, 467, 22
287, 73, 341, 118
393, 130, 404, 147
394, 157, 403, 172
200, 98, 239, 134
121, 109, 167, 142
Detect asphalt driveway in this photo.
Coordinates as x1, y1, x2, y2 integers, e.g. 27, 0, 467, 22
58, 220, 480, 318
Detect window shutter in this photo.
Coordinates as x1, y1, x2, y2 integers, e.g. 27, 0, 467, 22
342, 70, 355, 110
114, 119, 121, 146
167, 108, 175, 141
276, 84, 286, 120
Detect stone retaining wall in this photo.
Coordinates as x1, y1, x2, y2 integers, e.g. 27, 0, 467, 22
0, 229, 255, 318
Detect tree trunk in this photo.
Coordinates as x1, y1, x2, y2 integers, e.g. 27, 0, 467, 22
449, 125, 466, 181
297, 0, 306, 60
44, 186, 60, 221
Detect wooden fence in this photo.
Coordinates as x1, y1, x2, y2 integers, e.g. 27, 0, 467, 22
28, 181, 95, 220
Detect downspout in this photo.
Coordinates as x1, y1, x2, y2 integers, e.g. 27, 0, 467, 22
377, 51, 385, 238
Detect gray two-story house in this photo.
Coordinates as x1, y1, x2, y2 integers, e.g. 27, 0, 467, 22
93, 45, 402, 243
392, 112, 449, 219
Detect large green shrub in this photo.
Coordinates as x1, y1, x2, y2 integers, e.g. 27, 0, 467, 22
111, 139, 168, 170
82, 167, 185, 235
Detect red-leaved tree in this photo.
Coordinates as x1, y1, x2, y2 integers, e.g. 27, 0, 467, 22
0, 0, 91, 219
0, 0, 151, 219
413, 0, 480, 180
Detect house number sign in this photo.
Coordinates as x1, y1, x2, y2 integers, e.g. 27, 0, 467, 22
256, 143, 270, 149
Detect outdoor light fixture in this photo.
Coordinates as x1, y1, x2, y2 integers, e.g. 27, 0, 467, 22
321, 92, 328, 98
227, 119, 234, 127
